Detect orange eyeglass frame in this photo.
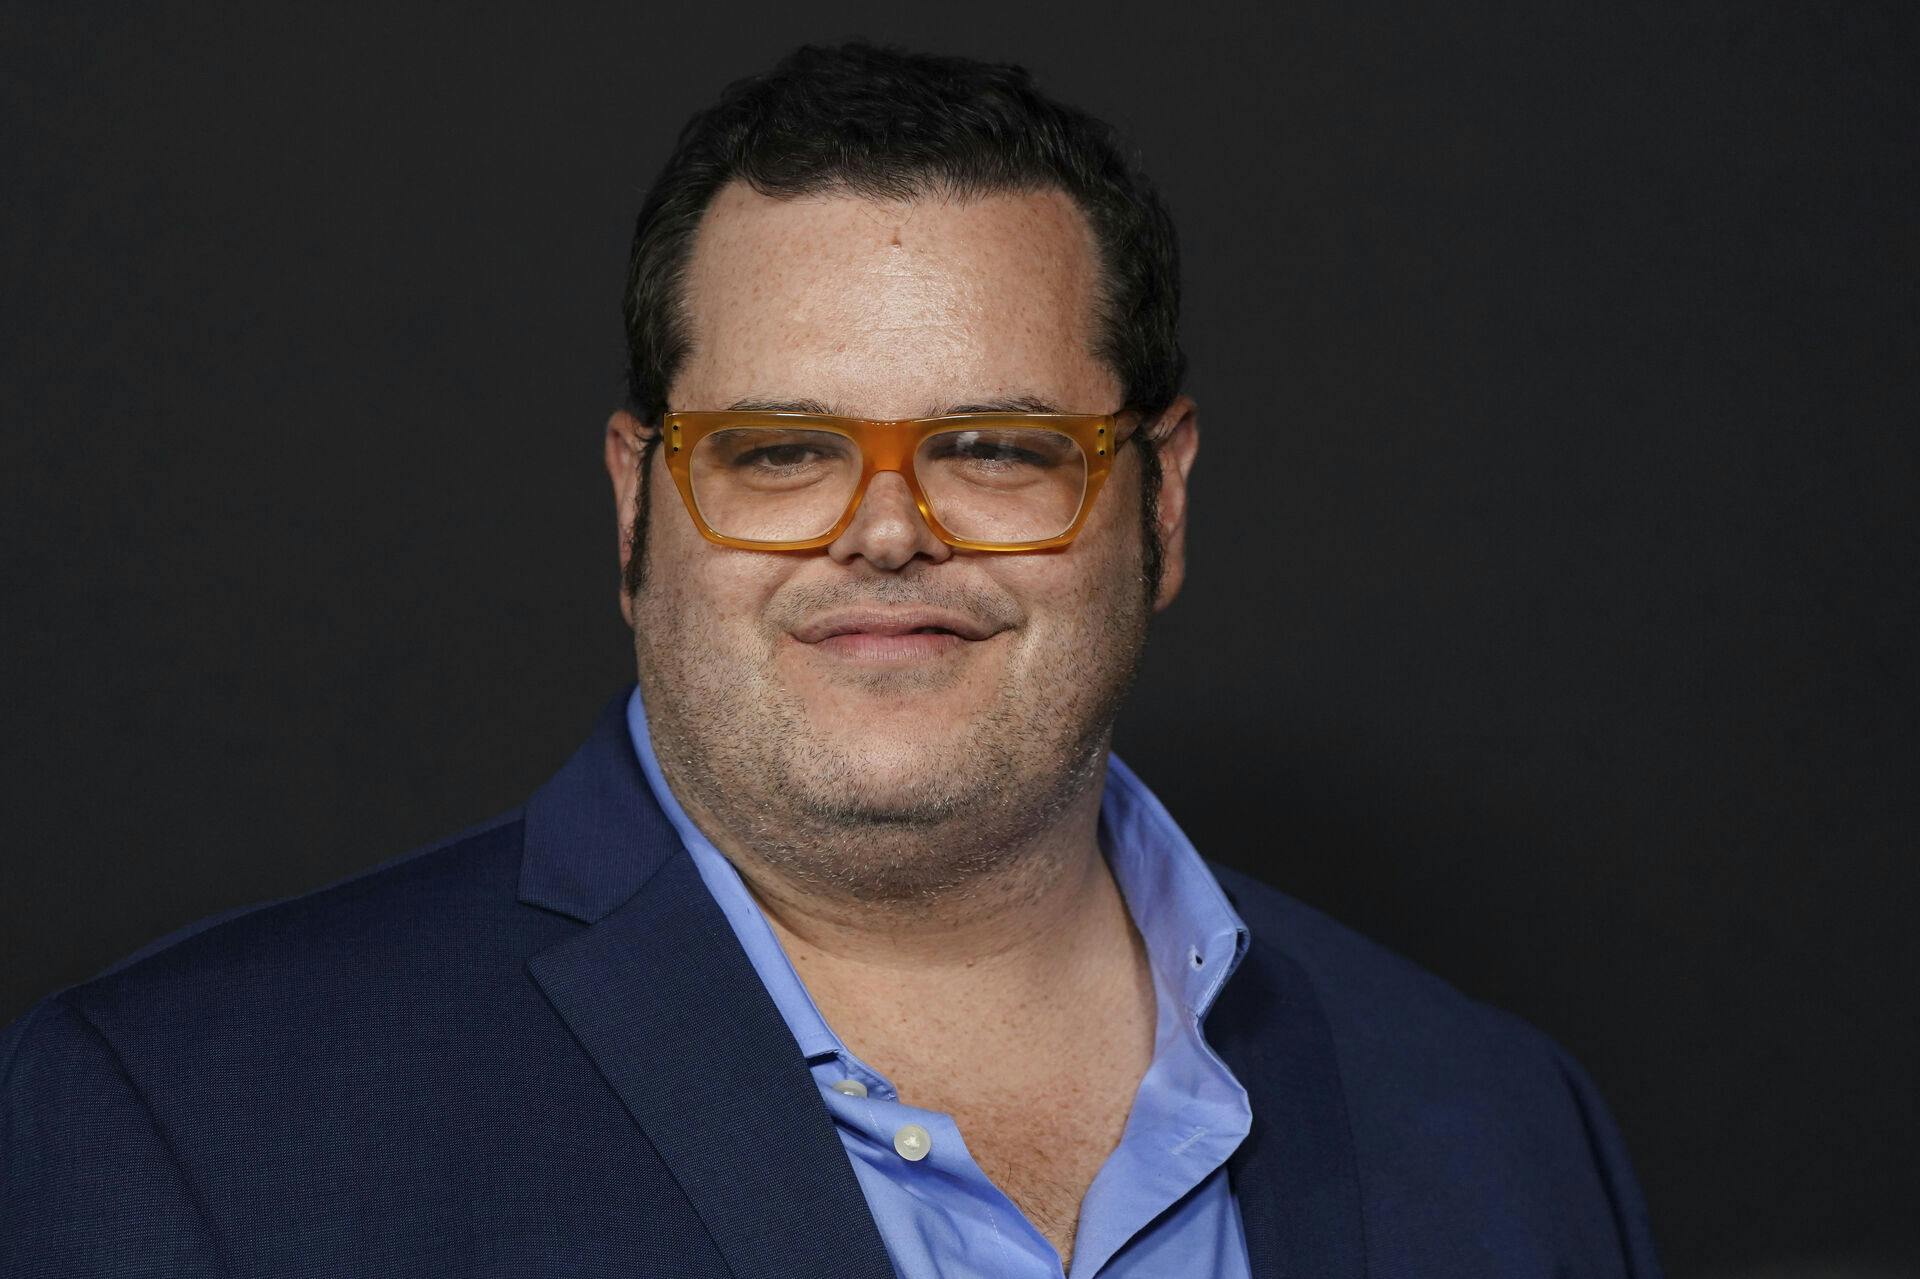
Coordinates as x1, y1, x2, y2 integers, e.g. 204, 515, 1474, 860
657, 409, 1145, 553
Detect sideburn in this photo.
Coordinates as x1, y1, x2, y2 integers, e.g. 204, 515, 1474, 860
623, 432, 664, 598
1135, 432, 1165, 609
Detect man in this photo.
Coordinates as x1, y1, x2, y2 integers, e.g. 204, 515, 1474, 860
3, 42, 1662, 1278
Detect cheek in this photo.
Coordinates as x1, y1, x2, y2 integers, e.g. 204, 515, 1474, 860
1058, 469, 1146, 596
640, 456, 788, 638
992, 516, 1143, 648
647, 553, 789, 650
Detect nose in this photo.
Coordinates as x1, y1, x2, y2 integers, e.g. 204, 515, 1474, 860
826, 471, 952, 571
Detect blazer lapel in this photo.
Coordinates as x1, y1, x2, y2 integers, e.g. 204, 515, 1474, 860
1211, 930, 1369, 1278
519, 688, 897, 1279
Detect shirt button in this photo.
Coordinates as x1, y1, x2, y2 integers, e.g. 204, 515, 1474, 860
830, 1078, 869, 1098
893, 1124, 932, 1161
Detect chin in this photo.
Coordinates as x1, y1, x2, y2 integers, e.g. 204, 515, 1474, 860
813, 723, 960, 776
782, 728, 973, 818
790, 670, 1001, 737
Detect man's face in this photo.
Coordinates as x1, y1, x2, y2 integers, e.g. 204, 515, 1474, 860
605, 181, 1197, 900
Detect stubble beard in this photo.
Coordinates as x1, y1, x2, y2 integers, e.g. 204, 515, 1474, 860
630, 561, 1152, 908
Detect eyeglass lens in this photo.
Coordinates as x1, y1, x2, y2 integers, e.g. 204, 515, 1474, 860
687, 426, 1090, 544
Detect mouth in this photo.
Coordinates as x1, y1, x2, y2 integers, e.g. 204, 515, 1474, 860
789, 610, 1001, 661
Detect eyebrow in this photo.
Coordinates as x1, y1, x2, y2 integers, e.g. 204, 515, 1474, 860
723, 394, 1068, 416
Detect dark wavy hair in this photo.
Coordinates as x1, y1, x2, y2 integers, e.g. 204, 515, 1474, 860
621, 41, 1186, 599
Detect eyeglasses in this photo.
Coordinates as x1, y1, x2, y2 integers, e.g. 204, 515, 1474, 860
655, 409, 1145, 552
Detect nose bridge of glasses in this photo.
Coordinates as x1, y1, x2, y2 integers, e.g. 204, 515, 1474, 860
856, 420, 920, 473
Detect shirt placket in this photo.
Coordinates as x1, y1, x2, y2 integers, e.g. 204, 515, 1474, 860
811, 1052, 1065, 1278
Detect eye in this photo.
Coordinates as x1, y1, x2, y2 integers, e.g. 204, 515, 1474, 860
928, 432, 1061, 468
736, 442, 830, 470
964, 442, 1045, 466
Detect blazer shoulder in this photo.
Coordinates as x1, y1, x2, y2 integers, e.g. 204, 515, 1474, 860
23, 807, 530, 1032
1208, 860, 1664, 1274
1206, 859, 1570, 1072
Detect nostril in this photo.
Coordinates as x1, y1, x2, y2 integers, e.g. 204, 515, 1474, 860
827, 473, 950, 563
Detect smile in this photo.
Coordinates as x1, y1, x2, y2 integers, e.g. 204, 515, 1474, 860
809, 630, 972, 661
789, 610, 1002, 662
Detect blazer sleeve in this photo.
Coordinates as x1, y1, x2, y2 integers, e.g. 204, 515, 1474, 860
2, 995, 227, 1277
1549, 1039, 1665, 1279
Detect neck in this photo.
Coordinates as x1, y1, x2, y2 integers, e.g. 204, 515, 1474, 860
764, 799, 1107, 962
703, 767, 1111, 936
667, 764, 1143, 1024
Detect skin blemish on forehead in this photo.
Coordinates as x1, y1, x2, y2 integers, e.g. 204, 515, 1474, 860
677, 185, 1114, 422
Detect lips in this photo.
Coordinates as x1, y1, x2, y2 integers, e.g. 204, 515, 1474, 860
790, 609, 998, 644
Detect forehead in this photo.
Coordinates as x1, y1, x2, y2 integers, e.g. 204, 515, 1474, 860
674, 181, 1119, 416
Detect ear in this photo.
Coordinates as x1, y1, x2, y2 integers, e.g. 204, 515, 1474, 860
604, 410, 650, 629
1146, 394, 1200, 613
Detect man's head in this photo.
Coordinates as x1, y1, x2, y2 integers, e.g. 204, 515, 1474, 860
602, 43, 1199, 903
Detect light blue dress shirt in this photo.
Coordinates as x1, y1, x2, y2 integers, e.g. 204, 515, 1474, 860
626, 686, 1253, 1279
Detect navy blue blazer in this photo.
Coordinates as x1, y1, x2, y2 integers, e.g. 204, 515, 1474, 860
3, 687, 1663, 1276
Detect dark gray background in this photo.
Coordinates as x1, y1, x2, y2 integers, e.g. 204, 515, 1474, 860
4, 4, 1915, 1275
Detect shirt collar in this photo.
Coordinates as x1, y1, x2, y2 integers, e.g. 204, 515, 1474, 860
1099, 750, 1251, 1021
623, 684, 1250, 1057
